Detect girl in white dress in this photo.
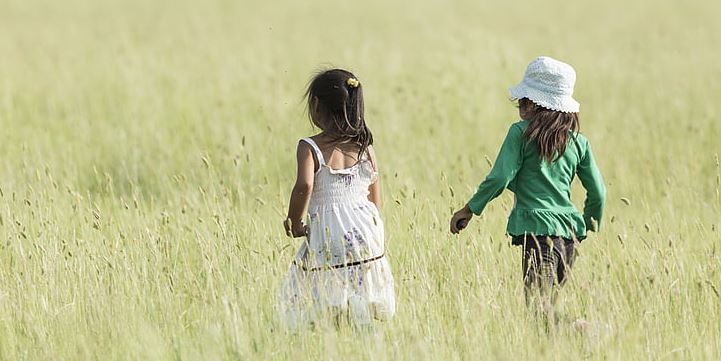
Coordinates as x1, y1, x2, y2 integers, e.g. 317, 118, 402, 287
279, 69, 395, 329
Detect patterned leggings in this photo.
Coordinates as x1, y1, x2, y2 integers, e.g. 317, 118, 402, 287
515, 235, 576, 299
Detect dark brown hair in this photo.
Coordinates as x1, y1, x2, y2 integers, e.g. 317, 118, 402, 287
305, 69, 373, 156
519, 98, 579, 163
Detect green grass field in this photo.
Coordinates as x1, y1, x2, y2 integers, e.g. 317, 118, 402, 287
1, 0, 720, 359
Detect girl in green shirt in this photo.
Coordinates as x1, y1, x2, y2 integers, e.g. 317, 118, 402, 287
450, 56, 606, 308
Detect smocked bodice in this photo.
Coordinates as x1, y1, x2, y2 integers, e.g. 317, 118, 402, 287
310, 163, 377, 207
301, 138, 377, 208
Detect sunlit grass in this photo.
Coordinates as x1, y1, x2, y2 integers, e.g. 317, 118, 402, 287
0, 0, 719, 359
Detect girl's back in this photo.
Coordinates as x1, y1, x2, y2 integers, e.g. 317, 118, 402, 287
458, 59, 605, 241
279, 69, 395, 329
509, 120, 596, 210
450, 56, 606, 316
303, 137, 378, 208
493, 119, 605, 242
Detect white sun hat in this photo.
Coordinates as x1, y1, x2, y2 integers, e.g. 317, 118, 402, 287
509, 56, 580, 113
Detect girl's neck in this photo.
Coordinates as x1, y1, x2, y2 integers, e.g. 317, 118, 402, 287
314, 133, 361, 155
316, 132, 353, 145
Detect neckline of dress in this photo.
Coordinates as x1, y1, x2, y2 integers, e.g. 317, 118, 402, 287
318, 160, 367, 174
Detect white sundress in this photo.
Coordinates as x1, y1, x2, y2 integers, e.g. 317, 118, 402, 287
278, 138, 396, 329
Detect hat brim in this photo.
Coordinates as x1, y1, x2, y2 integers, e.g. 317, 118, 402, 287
509, 82, 580, 113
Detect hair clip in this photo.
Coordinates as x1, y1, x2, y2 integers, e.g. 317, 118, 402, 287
346, 78, 360, 88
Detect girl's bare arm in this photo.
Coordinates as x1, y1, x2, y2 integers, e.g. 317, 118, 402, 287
286, 141, 315, 237
366, 145, 382, 210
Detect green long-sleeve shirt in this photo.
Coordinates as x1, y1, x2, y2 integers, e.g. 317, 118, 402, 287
468, 120, 606, 241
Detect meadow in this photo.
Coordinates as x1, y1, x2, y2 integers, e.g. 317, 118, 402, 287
0, 0, 720, 359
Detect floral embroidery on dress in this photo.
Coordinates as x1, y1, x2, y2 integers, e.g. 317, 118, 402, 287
340, 173, 356, 186
343, 227, 367, 248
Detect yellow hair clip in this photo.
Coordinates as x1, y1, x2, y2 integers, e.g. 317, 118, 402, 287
346, 78, 360, 88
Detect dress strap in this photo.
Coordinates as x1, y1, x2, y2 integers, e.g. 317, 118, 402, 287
301, 138, 325, 166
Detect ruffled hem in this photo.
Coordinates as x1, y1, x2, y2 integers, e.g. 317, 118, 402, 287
277, 259, 396, 330
506, 208, 587, 241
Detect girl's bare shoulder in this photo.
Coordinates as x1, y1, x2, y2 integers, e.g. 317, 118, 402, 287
295, 138, 315, 159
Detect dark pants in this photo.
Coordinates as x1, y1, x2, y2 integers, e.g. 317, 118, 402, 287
514, 235, 576, 298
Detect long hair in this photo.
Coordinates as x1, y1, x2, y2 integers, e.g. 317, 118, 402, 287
519, 98, 579, 163
305, 69, 373, 156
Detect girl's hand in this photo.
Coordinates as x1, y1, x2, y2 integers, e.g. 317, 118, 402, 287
292, 222, 309, 238
284, 218, 309, 238
450, 205, 474, 234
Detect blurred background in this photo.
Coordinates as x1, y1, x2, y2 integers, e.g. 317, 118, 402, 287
0, 0, 719, 359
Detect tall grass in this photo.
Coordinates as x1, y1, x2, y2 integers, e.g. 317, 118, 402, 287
0, 0, 719, 359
